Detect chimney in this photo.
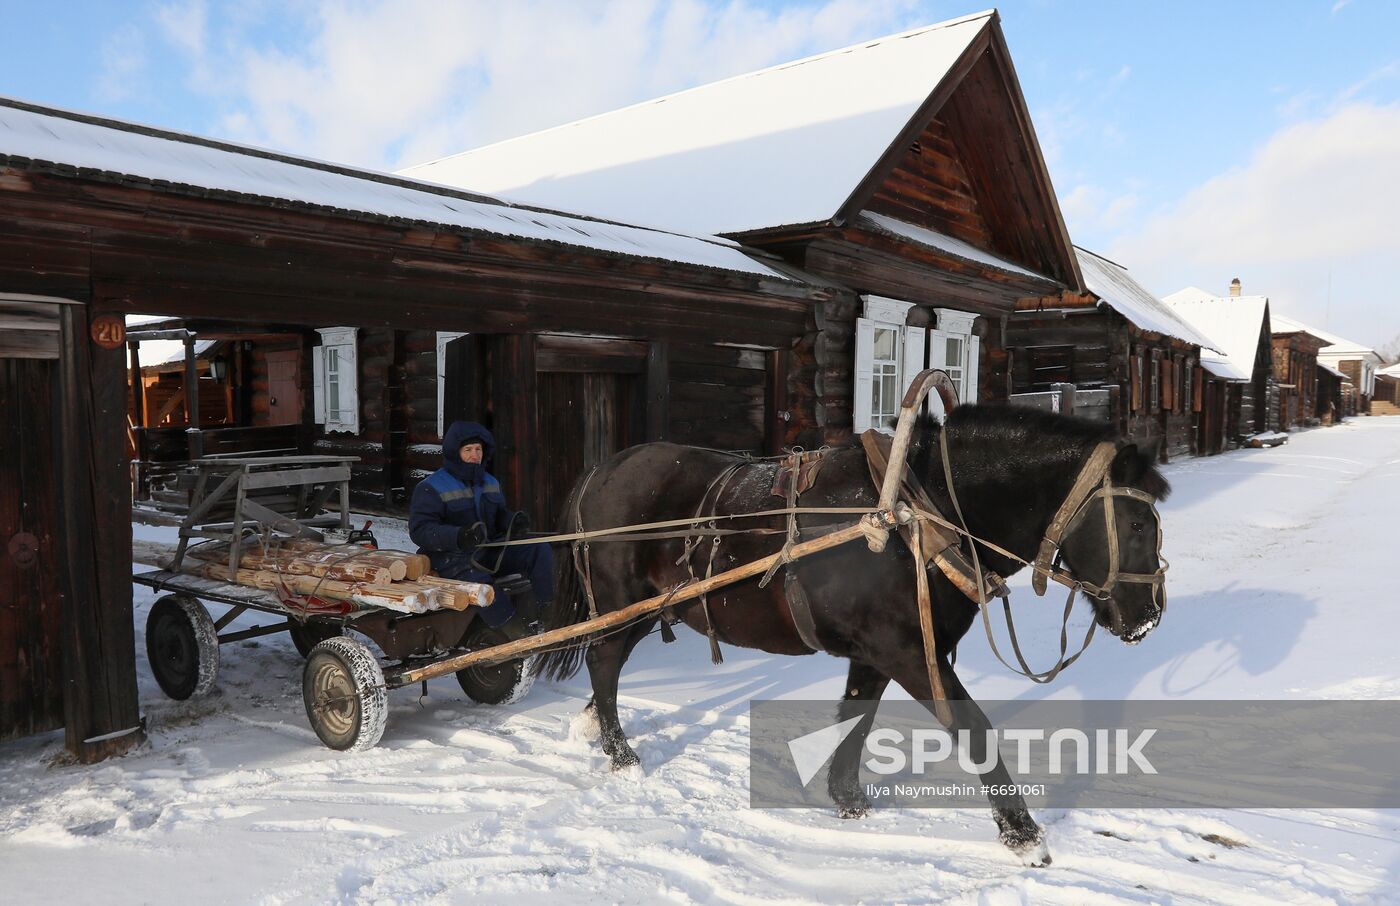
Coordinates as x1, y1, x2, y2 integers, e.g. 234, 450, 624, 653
1229, 277, 1242, 298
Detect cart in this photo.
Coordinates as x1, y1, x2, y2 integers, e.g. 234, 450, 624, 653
136, 371, 959, 753
134, 566, 539, 751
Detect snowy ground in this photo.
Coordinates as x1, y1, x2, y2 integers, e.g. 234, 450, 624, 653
3, 419, 1400, 904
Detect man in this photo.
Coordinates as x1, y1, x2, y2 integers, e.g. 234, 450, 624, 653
409, 420, 553, 631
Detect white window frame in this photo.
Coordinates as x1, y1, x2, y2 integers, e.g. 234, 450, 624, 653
436, 331, 468, 437
313, 327, 359, 434
930, 307, 980, 418
854, 296, 921, 434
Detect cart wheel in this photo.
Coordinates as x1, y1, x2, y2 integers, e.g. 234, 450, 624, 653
146, 594, 220, 701
456, 621, 537, 706
287, 618, 345, 658
302, 637, 387, 752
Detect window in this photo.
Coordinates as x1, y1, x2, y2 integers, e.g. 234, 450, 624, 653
313, 327, 359, 434
854, 297, 979, 433
929, 307, 980, 415
1149, 349, 1161, 413
436, 331, 468, 437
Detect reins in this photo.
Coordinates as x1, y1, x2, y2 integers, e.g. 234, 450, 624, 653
470, 369, 1166, 698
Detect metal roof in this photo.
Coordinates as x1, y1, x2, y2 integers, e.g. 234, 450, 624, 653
399, 12, 995, 236
0, 96, 794, 282
1074, 249, 1222, 352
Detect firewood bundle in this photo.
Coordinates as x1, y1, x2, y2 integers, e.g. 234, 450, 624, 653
135, 539, 494, 615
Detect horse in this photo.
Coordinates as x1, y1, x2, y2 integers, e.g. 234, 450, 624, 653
536, 403, 1170, 865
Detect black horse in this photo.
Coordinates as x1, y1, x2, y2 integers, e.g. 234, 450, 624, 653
537, 404, 1170, 865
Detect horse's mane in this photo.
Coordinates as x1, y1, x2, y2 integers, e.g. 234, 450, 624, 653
908, 404, 1172, 501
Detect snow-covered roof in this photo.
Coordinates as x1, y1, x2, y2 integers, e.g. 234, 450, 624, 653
860, 211, 1052, 282
1270, 314, 1380, 361
1378, 361, 1400, 376
399, 12, 995, 237
0, 97, 792, 282
1162, 287, 1268, 382
1074, 249, 1221, 352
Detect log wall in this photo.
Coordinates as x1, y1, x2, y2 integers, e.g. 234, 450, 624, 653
1005, 310, 1200, 460
868, 115, 994, 250
668, 342, 769, 452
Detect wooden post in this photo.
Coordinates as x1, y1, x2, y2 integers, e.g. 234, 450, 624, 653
56, 304, 145, 762
183, 333, 203, 459
127, 340, 144, 427
765, 347, 790, 455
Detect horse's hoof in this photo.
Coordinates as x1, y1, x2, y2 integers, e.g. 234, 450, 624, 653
837, 804, 869, 820
609, 750, 641, 772
1000, 823, 1051, 867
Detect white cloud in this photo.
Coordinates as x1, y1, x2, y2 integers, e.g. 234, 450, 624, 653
1061, 183, 1140, 236
155, 1, 207, 57
97, 25, 147, 102
1107, 103, 1400, 348
154, 0, 924, 171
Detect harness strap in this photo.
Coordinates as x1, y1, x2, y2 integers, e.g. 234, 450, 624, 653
758, 450, 808, 589
571, 466, 602, 620
939, 431, 1099, 684
688, 461, 746, 665
480, 504, 877, 548
1031, 441, 1117, 596
783, 571, 824, 652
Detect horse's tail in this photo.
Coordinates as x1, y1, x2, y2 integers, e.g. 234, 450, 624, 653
535, 476, 592, 682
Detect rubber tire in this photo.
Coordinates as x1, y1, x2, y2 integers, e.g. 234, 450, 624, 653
146, 594, 220, 701
456, 621, 537, 706
287, 618, 345, 658
302, 637, 388, 752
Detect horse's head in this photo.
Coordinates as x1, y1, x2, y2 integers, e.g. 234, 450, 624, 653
1056, 441, 1171, 644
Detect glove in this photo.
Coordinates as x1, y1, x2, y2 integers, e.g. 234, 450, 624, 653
457, 522, 488, 552
511, 511, 530, 535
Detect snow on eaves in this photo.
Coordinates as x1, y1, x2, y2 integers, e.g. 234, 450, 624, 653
0, 98, 792, 282
1074, 248, 1222, 352
399, 13, 994, 236
860, 212, 1054, 282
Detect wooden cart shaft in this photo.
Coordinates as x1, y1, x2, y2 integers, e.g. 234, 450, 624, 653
386, 513, 893, 686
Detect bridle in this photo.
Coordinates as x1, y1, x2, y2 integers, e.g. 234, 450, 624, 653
1029, 441, 1170, 633
942, 436, 1169, 685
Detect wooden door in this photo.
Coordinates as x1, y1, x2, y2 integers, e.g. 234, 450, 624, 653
537, 371, 638, 530
264, 349, 301, 426
0, 357, 65, 739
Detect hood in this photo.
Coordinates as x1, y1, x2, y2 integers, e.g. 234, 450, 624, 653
442, 420, 496, 482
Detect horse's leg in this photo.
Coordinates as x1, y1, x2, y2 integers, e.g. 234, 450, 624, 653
881, 652, 1050, 866
826, 659, 891, 819
935, 660, 1050, 866
584, 618, 658, 771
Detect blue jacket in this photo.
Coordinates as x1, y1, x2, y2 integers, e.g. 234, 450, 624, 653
409, 421, 513, 569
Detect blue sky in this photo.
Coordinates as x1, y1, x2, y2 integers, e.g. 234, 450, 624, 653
3, 1, 1397, 350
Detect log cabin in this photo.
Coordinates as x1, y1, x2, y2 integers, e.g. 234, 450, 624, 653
1271, 315, 1383, 417
1004, 248, 1220, 460
1268, 321, 1331, 430
1164, 284, 1277, 447
0, 95, 836, 759
1373, 363, 1400, 416
401, 10, 1085, 444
